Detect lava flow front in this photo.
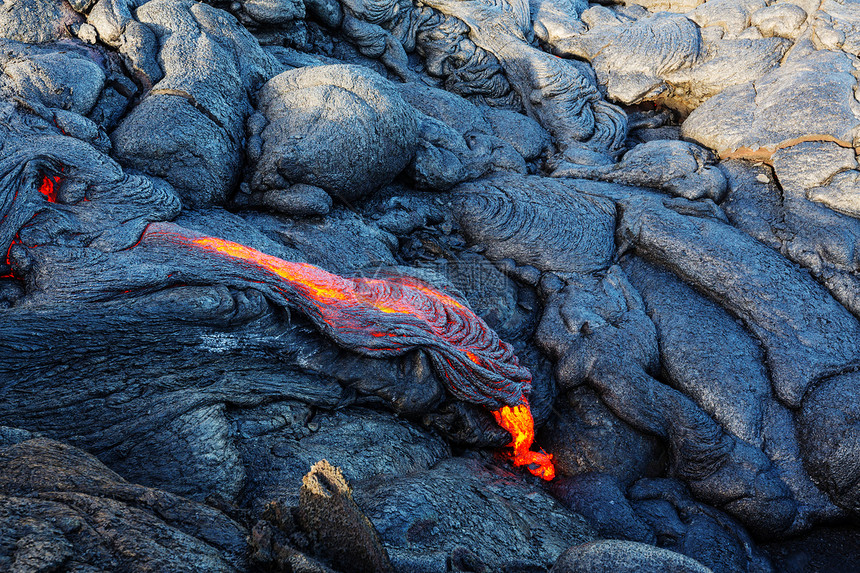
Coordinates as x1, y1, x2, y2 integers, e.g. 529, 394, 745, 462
493, 400, 555, 480
142, 223, 555, 480
38, 174, 61, 203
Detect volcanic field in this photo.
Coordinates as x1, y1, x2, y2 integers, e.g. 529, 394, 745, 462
1, 0, 860, 571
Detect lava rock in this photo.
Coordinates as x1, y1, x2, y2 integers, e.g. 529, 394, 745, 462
234, 407, 450, 510
0, 437, 248, 572
353, 457, 594, 571
551, 540, 713, 573
250, 64, 420, 203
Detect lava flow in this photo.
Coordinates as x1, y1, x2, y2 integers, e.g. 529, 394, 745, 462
142, 223, 555, 480
38, 174, 61, 203
493, 400, 555, 480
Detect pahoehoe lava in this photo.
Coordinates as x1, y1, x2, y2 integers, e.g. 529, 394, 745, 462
3, 0, 860, 570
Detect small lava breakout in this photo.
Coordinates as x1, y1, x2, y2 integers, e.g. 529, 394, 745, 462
142, 223, 555, 480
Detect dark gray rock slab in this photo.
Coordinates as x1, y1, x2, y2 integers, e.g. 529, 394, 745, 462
541, 387, 664, 489
622, 255, 837, 531
682, 43, 860, 161
629, 478, 774, 573
618, 194, 860, 408
354, 456, 594, 572
234, 406, 450, 510
551, 540, 713, 573
552, 472, 656, 544
111, 0, 278, 206
0, 437, 248, 572
452, 174, 616, 274
249, 64, 419, 204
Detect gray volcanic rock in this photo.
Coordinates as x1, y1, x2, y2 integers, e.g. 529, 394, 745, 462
556, 11, 704, 105
8, 0, 860, 569
663, 36, 790, 111
0, 289, 448, 501
617, 194, 860, 409
529, 0, 588, 49
353, 457, 594, 571
241, 207, 399, 273
0, 438, 248, 572
688, 0, 766, 38
551, 473, 657, 544
541, 387, 664, 488
798, 371, 860, 512
398, 81, 492, 136
623, 255, 836, 531
552, 140, 727, 201
0, 0, 82, 43
110, 0, 278, 206
0, 44, 106, 116
452, 173, 616, 273
535, 263, 794, 536
763, 526, 860, 573
751, 3, 808, 39
234, 406, 450, 510
620, 0, 703, 13
628, 478, 775, 573
682, 42, 860, 160
721, 152, 860, 318
812, 0, 860, 56
552, 473, 776, 572
250, 64, 419, 204
551, 540, 714, 573
481, 104, 552, 161
421, 0, 628, 161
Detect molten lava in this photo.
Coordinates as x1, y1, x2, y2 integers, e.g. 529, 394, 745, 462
2, 233, 20, 278
492, 400, 555, 480
140, 224, 555, 480
38, 174, 61, 203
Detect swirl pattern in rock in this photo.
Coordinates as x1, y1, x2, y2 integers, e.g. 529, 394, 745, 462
451, 173, 616, 273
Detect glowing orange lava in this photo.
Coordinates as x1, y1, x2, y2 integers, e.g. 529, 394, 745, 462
492, 399, 555, 480
38, 175, 61, 203
140, 228, 555, 479
192, 236, 353, 303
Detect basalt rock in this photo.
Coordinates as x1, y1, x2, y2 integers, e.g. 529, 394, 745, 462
420, 0, 628, 161
551, 473, 657, 544
553, 11, 704, 105
541, 387, 664, 488
551, 140, 727, 201
721, 154, 860, 319
628, 478, 775, 573
451, 173, 616, 273
617, 194, 860, 409
235, 407, 450, 511
534, 264, 795, 536
248, 64, 419, 205
662, 36, 790, 112
0, 0, 82, 43
0, 437, 248, 572
353, 457, 594, 571
622, 255, 837, 531
762, 526, 860, 573
551, 540, 714, 573
682, 42, 860, 161
108, 0, 279, 206
6, 0, 860, 569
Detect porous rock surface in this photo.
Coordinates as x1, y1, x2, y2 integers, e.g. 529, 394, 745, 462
2, 0, 860, 570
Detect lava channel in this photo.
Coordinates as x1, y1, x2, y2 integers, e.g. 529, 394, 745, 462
141, 222, 555, 480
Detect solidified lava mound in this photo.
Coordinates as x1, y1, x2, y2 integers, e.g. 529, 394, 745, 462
2, 0, 860, 571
